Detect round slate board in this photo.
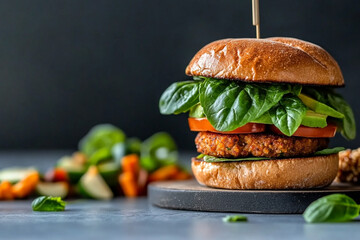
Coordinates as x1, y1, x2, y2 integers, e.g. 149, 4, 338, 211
148, 180, 360, 214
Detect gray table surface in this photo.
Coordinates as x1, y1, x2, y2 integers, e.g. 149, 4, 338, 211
0, 150, 359, 240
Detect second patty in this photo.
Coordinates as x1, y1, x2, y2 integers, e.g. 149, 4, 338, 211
195, 131, 329, 158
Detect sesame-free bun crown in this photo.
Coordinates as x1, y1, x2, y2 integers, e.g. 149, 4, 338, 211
185, 37, 344, 86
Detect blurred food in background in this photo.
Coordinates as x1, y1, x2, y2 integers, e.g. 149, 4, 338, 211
0, 124, 191, 200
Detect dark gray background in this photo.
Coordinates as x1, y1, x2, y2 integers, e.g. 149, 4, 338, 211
0, 0, 359, 150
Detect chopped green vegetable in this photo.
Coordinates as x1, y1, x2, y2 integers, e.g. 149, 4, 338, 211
314, 147, 345, 156
222, 215, 248, 222
0, 167, 38, 184
140, 132, 178, 172
112, 138, 142, 163
79, 124, 126, 158
32, 196, 66, 212
303, 194, 360, 223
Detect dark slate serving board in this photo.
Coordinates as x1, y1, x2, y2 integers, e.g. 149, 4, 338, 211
148, 180, 360, 214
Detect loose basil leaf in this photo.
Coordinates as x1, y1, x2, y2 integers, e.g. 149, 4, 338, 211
32, 196, 66, 212
199, 78, 290, 131
203, 155, 269, 163
159, 81, 200, 115
140, 132, 178, 172
327, 92, 356, 140
269, 95, 307, 136
314, 147, 345, 156
223, 215, 248, 222
303, 194, 360, 223
79, 124, 126, 158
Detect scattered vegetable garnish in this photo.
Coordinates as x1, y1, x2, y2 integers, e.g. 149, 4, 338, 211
32, 196, 66, 212
0, 124, 190, 201
222, 215, 248, 222
303, 194, 360, 223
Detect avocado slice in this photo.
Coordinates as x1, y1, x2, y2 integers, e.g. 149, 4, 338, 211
253, 111, 327, 128
301, 110, 327, 128
298, 94, 344, 118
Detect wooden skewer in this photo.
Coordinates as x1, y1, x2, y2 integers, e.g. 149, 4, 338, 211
252, 0, 260, 39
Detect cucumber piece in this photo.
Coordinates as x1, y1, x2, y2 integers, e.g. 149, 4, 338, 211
36, 182, 69, 198
98, 162, 120, 187
78, 166, 113, 200
0, 167, 38, 184
57, 156, 86, 184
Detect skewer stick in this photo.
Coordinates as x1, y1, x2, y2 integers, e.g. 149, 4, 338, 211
252, 0, 260, 39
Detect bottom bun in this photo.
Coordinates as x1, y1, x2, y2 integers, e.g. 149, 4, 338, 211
192, 154, 339, 189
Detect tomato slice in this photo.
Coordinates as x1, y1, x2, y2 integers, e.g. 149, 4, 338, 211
270, 124, 337, 138
188, 118, 266, 134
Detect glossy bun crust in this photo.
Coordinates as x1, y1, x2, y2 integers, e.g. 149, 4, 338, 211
191, 154, 339, 189
186, 37, 344, 86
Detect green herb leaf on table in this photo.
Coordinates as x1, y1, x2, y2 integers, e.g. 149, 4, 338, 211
159, 81, 200, 115
314, 147, 345, 156
32, 196, 66, 212
222, 215, 248, 222
303, 194, 360, 223
269, 95, 307, 136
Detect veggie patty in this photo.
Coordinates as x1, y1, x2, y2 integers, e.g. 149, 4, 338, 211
195, 132, 329, 158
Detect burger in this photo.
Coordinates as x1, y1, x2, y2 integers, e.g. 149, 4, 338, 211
159, 37, 356, 189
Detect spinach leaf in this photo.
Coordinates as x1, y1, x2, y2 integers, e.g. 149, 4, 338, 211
159, 81, 199, 115
203, 155, 269, 163
303, 194, 360, 223
269, 95, 307, 136
32, 196, 66, 212
327, 92, 356, 140
223, 215, 248, 222
79, 124, 126, 158
199, 78, 290, 131
140, 132, 178, 172
314, 147, 345, 156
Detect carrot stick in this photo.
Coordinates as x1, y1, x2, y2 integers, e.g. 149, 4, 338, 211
12, 172, 40, 199
148, 165, 179, 182
119, 172, 138, 197
0, 181, 15, 200
172, 171, 192, 180
121, 154, 140, 175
